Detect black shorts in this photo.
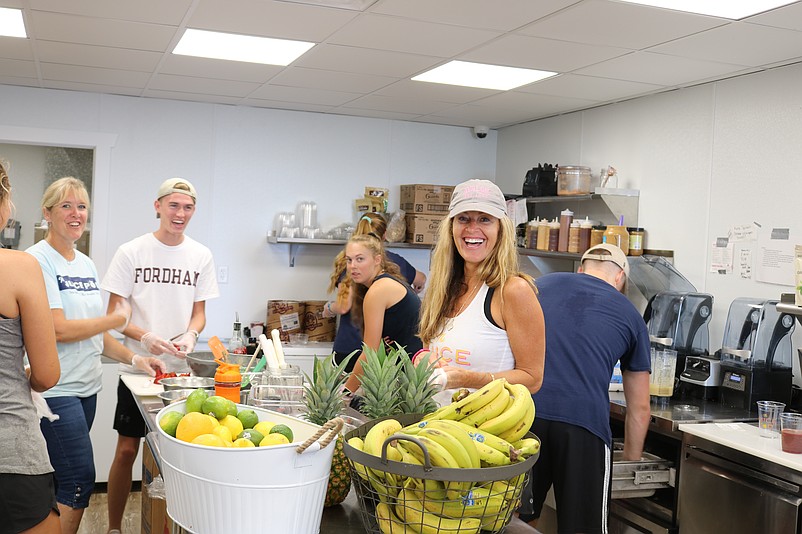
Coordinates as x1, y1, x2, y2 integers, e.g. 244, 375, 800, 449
113, 378, 147, 438
0, 472, 59, 532
525, 419, 612, 534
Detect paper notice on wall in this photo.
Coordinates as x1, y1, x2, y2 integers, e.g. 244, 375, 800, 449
739, 248, 752, 279
755, 227, 795, 286
710, 238, 733, 274
728, 224, 758, 243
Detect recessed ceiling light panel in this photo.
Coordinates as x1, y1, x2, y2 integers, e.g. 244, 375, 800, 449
413, 61, 557, 91
173, 29, 315, 66
0, 7, 27, 38
617, 0, 798, 19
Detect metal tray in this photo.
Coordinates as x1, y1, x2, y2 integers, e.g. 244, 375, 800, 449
612, 449, 674, 499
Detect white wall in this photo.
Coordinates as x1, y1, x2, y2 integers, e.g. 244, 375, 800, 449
0, 143, 46, 250
497, 63, 802, 372
0, 84, 497, 337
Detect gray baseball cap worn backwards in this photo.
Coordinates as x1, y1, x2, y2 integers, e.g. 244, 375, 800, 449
157, 178, 197, 202
581, 243, 630, 277
448, 179, 507, 219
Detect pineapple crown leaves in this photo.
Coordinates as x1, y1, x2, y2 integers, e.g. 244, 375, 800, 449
302, 352, 353, 426
398, 349, 440, 415
358, 342, 402, 419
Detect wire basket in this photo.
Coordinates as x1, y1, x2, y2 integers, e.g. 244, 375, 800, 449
343, 414, 540, 534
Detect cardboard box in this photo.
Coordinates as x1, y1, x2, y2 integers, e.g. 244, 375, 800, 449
302, 301, 336, 342
266, 300, 305, 342
364, 186, 389, 199
405, 214, 443, 245
400, 184, 454, 215
354, 197, 387, 213
141, 440, 173, 534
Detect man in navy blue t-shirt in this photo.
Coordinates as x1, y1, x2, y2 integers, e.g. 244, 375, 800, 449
521, 244, 651, 534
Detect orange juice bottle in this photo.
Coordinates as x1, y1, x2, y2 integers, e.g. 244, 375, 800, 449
214, 362, 241, 403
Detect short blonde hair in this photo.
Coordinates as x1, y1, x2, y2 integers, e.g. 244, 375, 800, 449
42, 177, 90, 212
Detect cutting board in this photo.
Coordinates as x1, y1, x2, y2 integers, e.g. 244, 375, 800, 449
121, 373, 163, 396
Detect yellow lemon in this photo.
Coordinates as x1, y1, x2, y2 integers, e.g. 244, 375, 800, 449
191, 433, 227, 448
259, 433, 290, 447
220, 415, 244, 439
233, 438, 256, 448
253, 421, 275, 436
176, 412, 217, 443
269, 424, 294, 443
212, 425, 233, 443
207, 414, 220, 427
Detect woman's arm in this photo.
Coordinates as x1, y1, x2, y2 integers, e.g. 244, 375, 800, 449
50, 307, 127, 343
412, 270, 427, 294
18, 256, 60, 391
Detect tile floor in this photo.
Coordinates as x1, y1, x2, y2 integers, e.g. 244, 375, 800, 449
76, 487, 141, 534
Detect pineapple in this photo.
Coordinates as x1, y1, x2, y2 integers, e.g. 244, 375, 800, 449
358, 343, 402, 419
398, 348, 439, 415
303, 353, 354, 507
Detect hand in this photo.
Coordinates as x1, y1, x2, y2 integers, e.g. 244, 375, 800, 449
172, 331, 197, 355
131, 354, 167, 377
441, 366, 464, 389
322, 301, 336, 318
112, 299, 131, 333
140, 332, 178, 356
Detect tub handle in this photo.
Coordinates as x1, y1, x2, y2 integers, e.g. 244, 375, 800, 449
296, 417, 344, 455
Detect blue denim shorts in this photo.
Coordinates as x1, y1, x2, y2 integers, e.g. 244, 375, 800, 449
39, 395, 97, 509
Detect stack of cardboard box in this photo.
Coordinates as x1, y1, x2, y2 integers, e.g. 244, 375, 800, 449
354, 186, 389, 213
400, 184, 454, 245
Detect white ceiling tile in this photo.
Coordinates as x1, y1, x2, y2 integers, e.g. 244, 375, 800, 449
371, 0, 579, 31
29, 0, 193, 25
328, 13, 500, 57
517, 0, 728, 49
462, 34, 630, 73
29, 11, 177, 51
40, 80, 142, 96
746, 2, 802, 31
341, 94, 456, 115
143, 90, 243, 106
375, 79, 497, 103
248, 84, 361, 106
648, 22, 802, 67
188, 0, 357, 41
295, 44, 439, 77
0, 57, 37, 78
36, 41, 161, 71
242, 98, 334, 113
0, 36, 33, 60
148, 74, 261, 98
576, 51, 749, 86
426, 104, 540, 128
40, 63, 151, 87
0, 75, 39, 87
516, 73, 665, 101
472, 90, 598, 116
159, 55, 281, 83
328, 107, 421, 121
268, 66, 396, 93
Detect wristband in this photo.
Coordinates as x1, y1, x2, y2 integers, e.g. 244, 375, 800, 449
188, 329, 200, 339
411, 349, 429, 365
326, 301, 334, 314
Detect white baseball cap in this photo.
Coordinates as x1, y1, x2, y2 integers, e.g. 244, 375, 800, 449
581, 244, 630, 277
157, 178, 197, 202
448, 179, 507, 219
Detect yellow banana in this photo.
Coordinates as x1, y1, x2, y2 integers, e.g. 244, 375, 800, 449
364, 418, 403, 457
454, 378, 505, 417
415, 486, 507, 519
475, 441, 511, 467
386, 443, 404, 463
347, 437, 371, 481
404, 476, 448, 503
419, 428, 474, 469
459, 386, 509, 428
478, 383, 532, 437
395, 488, 483, 534
403, 435, 461, 470
513, 437, 541, 458
421, 403, 461, 422
415, 420, 480, 469
377, 502, 419, 534
442, 420, 517, 455
497, 394, 535, 444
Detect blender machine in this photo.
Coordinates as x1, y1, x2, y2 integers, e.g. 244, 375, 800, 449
646, 291, 716, 399
718, 298, 795, 412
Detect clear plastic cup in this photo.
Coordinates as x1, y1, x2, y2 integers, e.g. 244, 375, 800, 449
756, 400, 785, 438
781, 413, 802, 453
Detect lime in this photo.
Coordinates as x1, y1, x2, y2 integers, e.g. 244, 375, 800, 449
269, 424, 294, 443
159, 411, 183, 438
236, 409, 259, 429
220, 415, 244, 439
202, 396, 231, 419
226, 399, 238, 417
237, 429, 265, 447
253, 421, 275, 437
260, 433, 290, 447
185, 388, 209, 413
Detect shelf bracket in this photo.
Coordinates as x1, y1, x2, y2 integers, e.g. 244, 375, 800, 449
288, 243, 298, 267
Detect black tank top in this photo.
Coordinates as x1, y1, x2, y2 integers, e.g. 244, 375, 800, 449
375, 273, 423, 356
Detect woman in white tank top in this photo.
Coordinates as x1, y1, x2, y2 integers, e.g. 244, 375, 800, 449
418, 180, 545, 404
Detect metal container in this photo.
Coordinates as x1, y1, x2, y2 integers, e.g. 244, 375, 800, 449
157, 389, 196, 406
186, 351, 254, 377
611, 449, 674, 499
158, 376, 214, 391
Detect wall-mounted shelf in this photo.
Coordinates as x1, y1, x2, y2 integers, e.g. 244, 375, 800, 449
524, 190, 639, 227
266, 235, 430, 267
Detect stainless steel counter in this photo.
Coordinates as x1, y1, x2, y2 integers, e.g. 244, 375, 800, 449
135, 394, 538, 533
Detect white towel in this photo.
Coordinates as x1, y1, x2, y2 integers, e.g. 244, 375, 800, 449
31, 390, 59, 422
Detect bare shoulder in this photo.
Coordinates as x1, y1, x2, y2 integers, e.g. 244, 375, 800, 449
0, 249, 41, 271
501, 275, 537, 303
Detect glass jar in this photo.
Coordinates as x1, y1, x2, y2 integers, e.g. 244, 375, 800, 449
557, 166, 592, 196
603, 225, 630, 255
628, 227, 645, 256
590, 225, 606, 248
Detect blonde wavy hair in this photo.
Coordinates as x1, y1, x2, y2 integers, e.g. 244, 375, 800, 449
418, 213, 534, 344
327, 213, 388, 294
346, 233, 403, 333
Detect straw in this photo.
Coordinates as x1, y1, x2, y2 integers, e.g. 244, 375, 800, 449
618, 215, 624, 226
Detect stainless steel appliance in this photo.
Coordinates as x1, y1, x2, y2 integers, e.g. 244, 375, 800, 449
645, 291, 715, 399
719, 298, 795, 412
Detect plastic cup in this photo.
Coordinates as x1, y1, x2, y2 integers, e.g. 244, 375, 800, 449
756, 400, 785, 438
781, 413, 802, 453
